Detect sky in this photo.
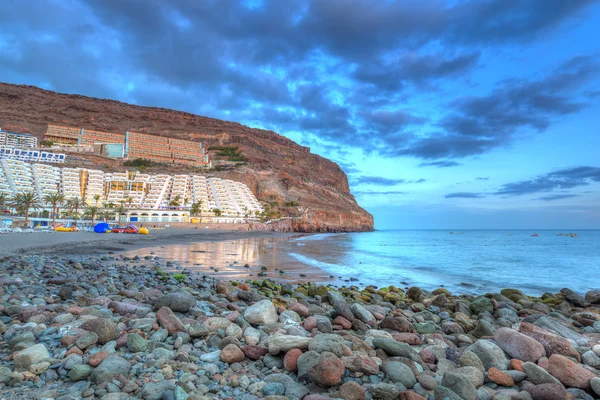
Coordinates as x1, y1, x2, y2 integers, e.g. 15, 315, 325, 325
1, 0, 600, 229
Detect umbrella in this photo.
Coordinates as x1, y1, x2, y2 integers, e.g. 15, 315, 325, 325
94, 222, 111, 233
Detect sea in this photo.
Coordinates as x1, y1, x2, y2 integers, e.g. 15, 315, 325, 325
126, 229, 600, 296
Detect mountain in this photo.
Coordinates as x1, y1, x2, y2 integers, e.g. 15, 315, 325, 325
0, 83, 373, 232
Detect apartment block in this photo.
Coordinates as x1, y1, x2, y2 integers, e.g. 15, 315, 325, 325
1, 147, 66, 163
0, 130, 38, 148
45, 125, 81, 144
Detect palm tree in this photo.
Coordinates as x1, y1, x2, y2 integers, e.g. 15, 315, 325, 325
99, 210, 113, 223
107, 202, 115, 209
44, 191, 65, 227
0, 193, 9, 216
169, 195, 181, 208
84, 206, 100, 226
116, 205, 126, 223
66, 197, 83, 226
126, 196, 133, 208
93, 194, 101, 206
11, 191, 40, 225
190, 202, 202, 216
212, 208, 222, 217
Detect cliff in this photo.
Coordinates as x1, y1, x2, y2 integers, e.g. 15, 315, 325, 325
0, 83, 374, 232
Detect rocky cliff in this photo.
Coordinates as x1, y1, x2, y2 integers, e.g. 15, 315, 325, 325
0, 83, 373, 232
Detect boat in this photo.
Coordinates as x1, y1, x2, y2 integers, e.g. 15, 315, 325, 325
138, 227, 150, 235
531, 233, 539, 237
557, 233, 563, 236
54, 224, 78, 232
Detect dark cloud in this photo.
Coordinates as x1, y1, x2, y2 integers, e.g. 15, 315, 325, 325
496, 166, 600, 196
476, 177, 490, 181
419, 160, 462, 168
445, 192, 483, 199
538, 194, 580, 201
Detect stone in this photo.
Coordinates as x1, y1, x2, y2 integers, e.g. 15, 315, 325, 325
268, 335, 312, 354
283, 348, 302, 372
88, 351, 109, 367
581, 350, 600, 368
29, 361, 50, 375
521, 362, 561, 385
242, 344, 269, 360
488, 367, 515, 386
76, 331, 99, 349
339, 381, 366, 400
531, 316, 588, 347
127, 333, 148, 352
451, 366, 484, 387
591, 377, 600, 396
91, 356, 131, 384
308, 333, 350, 357
470, 297, 493, 314
0, 366, 12, 384
441, 371, 478, 400
467, 340, 509, 370
585, 290, 600, 305
81, 318, 119, 344
434, 386, 463, 400
188, 322, 209, 338
383, 360, 416, 388
379, 316, 414, 333
495, 327, 545, 362
14, 344, 50, 371
519, 321, 580, 361
68, 364, 94, 381
547, 354, 595, 389
525, 383, 570, 400
220, 344, 245, 363
263, 382, 285, 396
289, 302, 309, 318
560, 288, 588, 307
418, 374, 437, 390
342, 355, 380, 375
351, 303, 375, 324
141, 381, 175, 400
297, 350, 320, 378
156, 306, 185, 335
244, 300, 278, 326
308, 351, 344, 387
373, 337, 420, 362
368, 383, 401, 400
328, 291, 355, 322
153, 291, 196, 312
243, 326, 261, 345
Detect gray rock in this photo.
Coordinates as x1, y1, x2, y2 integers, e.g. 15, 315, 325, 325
0, 366, 12, 384
351, 303, 375, 323
91, 356, 131, 383
372, 337, 420, 362
14, 344, 50, 371
450, 366, 484, 387
127, 333, 148, 352
368, 382, 401, 400
328, 291, 355, 322
268, 335, 312, 354
560, 288, 588, 307
243, 300, 278, 326
532, 316, 589, 346
81, 318, 119, 344
582, 350, 600, 368
383, 360, 416, 388
153, 291, 196, 312
471, 320, 497, 338
308, 333, 348, 357
591, 377, 600, 396
521, 361, 561, 385
467, 340, 509, 370
68, 364, 94, 382
141, 381, 176, 400
263, 382, 285, 396
263, 354, 283, 369
470, 297, 493, 314
75, 332, 99, 349
285, 382, 310, 400
188, 322, 209, 338
297, 350, 320, 378
442, 371, 478, 400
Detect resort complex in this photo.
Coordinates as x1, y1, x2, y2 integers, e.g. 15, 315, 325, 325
1, 128, 67, 163
0, 159, 262, 222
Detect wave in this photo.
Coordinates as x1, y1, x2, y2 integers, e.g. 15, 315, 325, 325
287, 252, 347, 275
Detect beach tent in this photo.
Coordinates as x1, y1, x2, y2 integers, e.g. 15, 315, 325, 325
94, 222, 111, 233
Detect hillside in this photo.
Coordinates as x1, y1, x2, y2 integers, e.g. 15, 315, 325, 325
0, 83, 373, 232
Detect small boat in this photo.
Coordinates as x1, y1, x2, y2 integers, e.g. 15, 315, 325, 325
450, 232, 454, 234
138, 227, 150, 235
54, 224, 78, 232
531, 233, 539, 237
557, 233, 563, 236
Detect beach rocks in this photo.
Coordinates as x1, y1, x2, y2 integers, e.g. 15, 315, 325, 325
13, 344, 50, 371
220, 343, 245, 363
467, 339, 509, 370
547, 354, 595, 389
383, 360, 416, 387
81, 318, 119, 344
156, 306, 185, 335
268, 335, 312, 354
153, 291, 197, 312
308, 352, 344, 387
328, 291, 355, 322
244, 299, 278, 326
495, 327, 546, 362
90, 355, 131, 383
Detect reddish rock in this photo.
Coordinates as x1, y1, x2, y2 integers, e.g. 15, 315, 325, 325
547, 354, 594, 389
495, 327, 546, 362
61, 335, 78, 347
283, 348, 303, 372
525, 383, 570, 400
308, 352, 345, 387
419, 348, 436, 364
241, 345, 268, 360
226, 310, 240, 322
333, 316, 353, 329
66, 346, 83, 357
220, 344, 245, 363
303, 316, 318, 331
156, 307, 185, 335
66, 306, 84, 315
108, 301, 143, 316
390, 332, 421, 345
488, 367, 515, 386
116, 334, 128, 349
403, 392, 426, 400
88, 351, 108, 367
520, 321, 581, 362
342, 355, 380, 375
379, 316, 415, 333
80, 318, 119, 344
510, 359, 524, 371
339, 381, 366, 400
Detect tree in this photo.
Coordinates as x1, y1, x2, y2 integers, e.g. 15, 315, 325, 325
116, 205, 126, 223
169, 195, 181, 208
190, 201, 202, 216
11, 191, 40, 225
84, 206, 100, 226
66, 197, 83, 226
44, 191, 65, 227
99, 210, 113, 222
93, 194, 101, 206
213, 208, 222, 217
107, 202, 115, 209
126, 196, 133, 208
0, 193, 9, 212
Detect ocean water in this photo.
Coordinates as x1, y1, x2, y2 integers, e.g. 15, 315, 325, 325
277, 229, 600, 295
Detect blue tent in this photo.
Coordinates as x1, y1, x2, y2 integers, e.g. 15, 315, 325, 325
94, 222, 111, 233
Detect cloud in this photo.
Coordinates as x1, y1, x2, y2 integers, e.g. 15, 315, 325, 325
354, 190, 408, 196
538, 194, 580, 201
445, 192, 483, 199
476, 177, 490, 181
354, 176, 427, 185
419, 160, 462, 168
496, 166, 600, 196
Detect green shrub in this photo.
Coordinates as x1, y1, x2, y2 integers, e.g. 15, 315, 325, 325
172, 273, 186, 283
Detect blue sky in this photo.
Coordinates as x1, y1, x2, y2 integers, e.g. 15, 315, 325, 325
1, 0, 599, 229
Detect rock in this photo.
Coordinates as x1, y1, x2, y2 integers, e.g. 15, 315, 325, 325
268, 335, 312, 355
263, 382, 285, 396
156, 306, 185, 335
451, 366, 484, 387
188, 322, 209, 338
342, 355, 380, 375
283, 348, 302, 372
368, 383, 401, 400
495, 327, 545, 362
91, 356, 131, 384
81, 318, 119, 344
244, 299, 278, 326
585, 290, 600, 305
531, 316, 589, 347
383, 360, 416, 388
379, 316, 414, 333
153, 291, 196, 312
581, 350, 600, 368
308, 333, 350, 357
242, 344, 269, 360
0, 366, 12, 384
75, 331, 99, 349
340, 381, 366, 400
14, 344, 50, 371
467, 340, 509, 370
68, 364, 94, 381
525, 383, 570, 400
89, 351, 109, 367
560, 288, 588, 307
308, 351, 344, 387
351, 303, 375, 324
297, 350, 320, 378
488, 367, 514, 386
521, 362, 561, 385
141, 381, 175, 400
220, 344, 245, 363
519, 321, 581, 361
434, 385, 463, 400
547, 354, 595, 389
418, 374, 438, 390
591, 377, 600, 396
373, 337, 420, 362
126, 333, 148, 352
441, 371, 478, 400
470, 297, 493, 314
327, 291, 355, 322
29, 361, 50, 375
289, 302, 309, 317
